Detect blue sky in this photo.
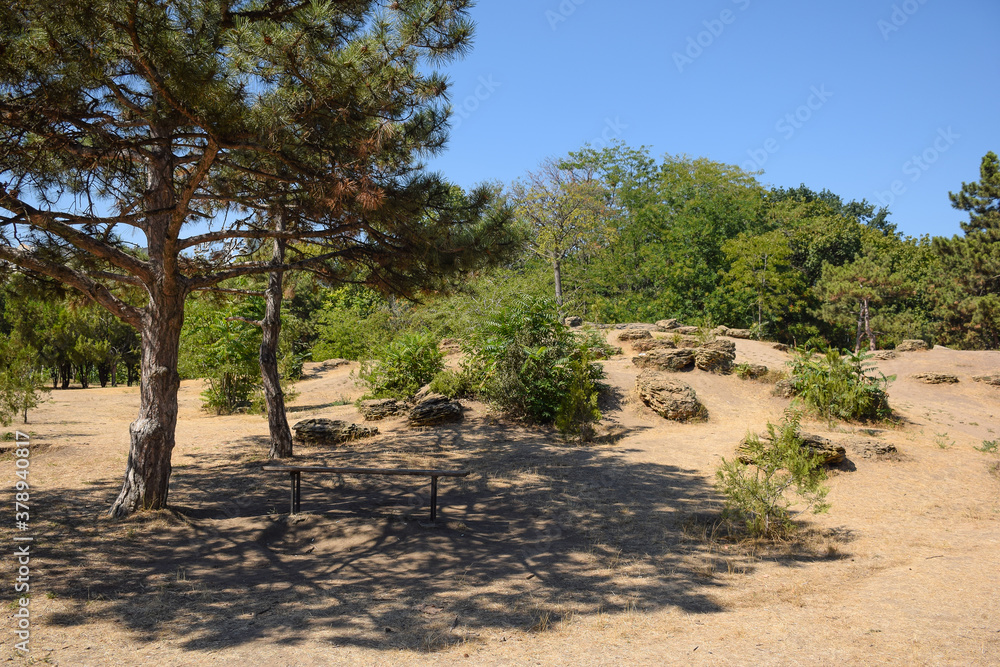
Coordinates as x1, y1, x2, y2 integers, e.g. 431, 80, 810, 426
426, 0, 1000, 239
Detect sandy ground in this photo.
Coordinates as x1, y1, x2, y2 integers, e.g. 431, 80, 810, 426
1, 336, 999, 666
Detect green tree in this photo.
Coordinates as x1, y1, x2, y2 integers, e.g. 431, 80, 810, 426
511, 159, 615, 317
814, 255, 909, 351
720, 230, 806, 337
0, 337, 49, 426
0, 0, 515, 517
933, 151, 1000, 349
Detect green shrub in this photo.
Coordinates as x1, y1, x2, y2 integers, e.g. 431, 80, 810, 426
358, 331, 444, 399
428, 369, 469, 398
787, 347, 893, 422
716, 412, 830, 537
554, 346, 603, 442
463, 296, 605, 430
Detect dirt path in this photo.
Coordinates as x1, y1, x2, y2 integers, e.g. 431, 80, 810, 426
2, 339, 998, 665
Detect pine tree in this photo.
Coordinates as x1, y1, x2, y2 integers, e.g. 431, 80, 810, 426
933, 151, 1000, 349
0, 1, 515, 516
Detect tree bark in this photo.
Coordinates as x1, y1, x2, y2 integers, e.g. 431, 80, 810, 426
109, 292, 185, 517
261, 212, 293, 459
553, 258, 564, 318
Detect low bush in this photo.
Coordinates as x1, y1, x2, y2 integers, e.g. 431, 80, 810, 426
428, 368, 469, 398
463, 296, 605, 434
787, 347, 893, 422
716, 412, 830, 537
358, 331, 444, 399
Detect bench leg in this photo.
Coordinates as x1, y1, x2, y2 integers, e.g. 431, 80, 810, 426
290, 471, 301, 514
430, 475, 438, 522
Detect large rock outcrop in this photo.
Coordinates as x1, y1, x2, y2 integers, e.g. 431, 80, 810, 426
635, 371, 706, 421
897, 339, 929, 352
292, 419, 379, 446
695, 339, 735, 374
656, 319, 680, 330
633, 348, 695, 372
358, 398, 409, 421
726, 328, 753, 340
408, 394, 464, 426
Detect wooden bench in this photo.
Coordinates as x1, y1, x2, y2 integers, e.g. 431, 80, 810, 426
261, 465, 470, 521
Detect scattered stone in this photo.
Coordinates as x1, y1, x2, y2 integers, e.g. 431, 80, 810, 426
617, 329, 653, 341
633, 348, 695, 372
656, 319, 680, 330
439, 338, 462, 355
711, 326, 730, 337
736, 363, 769, 380
319, 358, 350, 370
897, 339, 929, 352
673, 326, 701, 335
972, 374, 1000, 386
695, 339, 735, 374
911, 373, 959, 384
727, 329, 754, 339
564, 315, 583, 327
738, 432, 846, 466
772, 343, 790, 352
358, 399, 408, 421
870, 350, 897, 361
408, 394, 464, 426
635, 371, 706, 421
773, 379, 795, 398
292, 419, 378, 446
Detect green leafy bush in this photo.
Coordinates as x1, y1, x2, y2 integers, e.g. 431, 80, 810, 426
428, 369, 469, 398
463, 297, 605, 431
554, 346, 603, 442
358, 331, 444, 399
716, 412, 830, 537
788, 347, 893, 422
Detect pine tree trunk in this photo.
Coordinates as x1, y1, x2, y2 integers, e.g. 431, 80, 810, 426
863, 298, 876, 351
109, 293, 185, 517
261, 213, 293, 459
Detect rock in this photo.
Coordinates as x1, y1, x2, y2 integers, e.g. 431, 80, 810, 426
408, 394, 464, 426
668, 334, 704, 348
292, 419, 378, 445
413, 384, 433, 402
564, 315, 583, 327
897, 339, 929, 352
870, 350, 896, 360
772, 343, 790, 352
633, 348, 695, 372
773, 378, 795, 398
695, 339, 735, 374
851, 439, 899, 459
617, 329, 653, 341
727, 328, 753, 339
738, 432, 846, 466
972, 374, 1000, 386
439, 338, 462, 355
319, 358, 350, 370
635, 370, 706, 421
736, 363, 769, 380
911, 373, 959, 384
615, 323, 662, 331
711, 326, 730, 336
656, 319, 680, 330
632, 338, 675, 353
673, 326, 701, 335
358, 399, 408, 421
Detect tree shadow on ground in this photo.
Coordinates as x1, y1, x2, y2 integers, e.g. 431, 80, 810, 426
35, 412, 853, 654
